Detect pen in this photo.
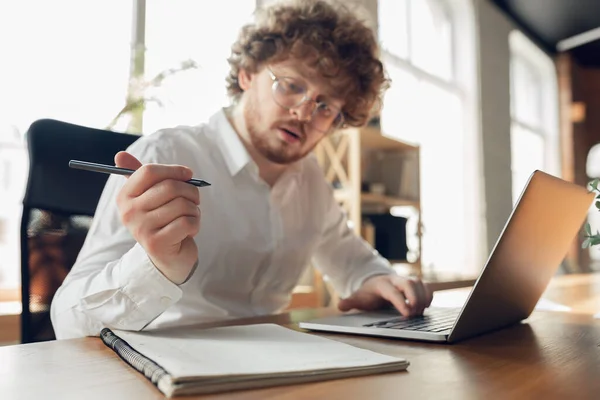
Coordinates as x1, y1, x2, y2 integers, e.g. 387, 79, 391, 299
68, 160, 211, 187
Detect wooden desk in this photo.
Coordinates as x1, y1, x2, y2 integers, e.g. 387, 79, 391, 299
542, 272, 600, 314
3, 275, 600, 399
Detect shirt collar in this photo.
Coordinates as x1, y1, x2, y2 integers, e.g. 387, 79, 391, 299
209, 107, 305, 178
210, 108, 252, 177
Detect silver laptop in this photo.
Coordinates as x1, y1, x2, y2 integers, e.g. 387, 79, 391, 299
299, 170, 594, 343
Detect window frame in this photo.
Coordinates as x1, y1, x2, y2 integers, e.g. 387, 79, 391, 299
509, 30, 561, 203
377, 0, 483, 276
380, 0, 458, 86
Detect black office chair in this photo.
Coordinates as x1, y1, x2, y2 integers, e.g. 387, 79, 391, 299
20, 119, 139, 343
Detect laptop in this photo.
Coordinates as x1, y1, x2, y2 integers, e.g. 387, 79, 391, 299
299, 170, 594, 343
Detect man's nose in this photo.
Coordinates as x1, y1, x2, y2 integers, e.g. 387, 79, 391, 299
291, 101, 315, 122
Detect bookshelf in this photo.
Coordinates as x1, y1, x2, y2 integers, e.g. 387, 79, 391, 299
315, 125, 423, 274
288, 125, 422, 310
361, 192, 420, 208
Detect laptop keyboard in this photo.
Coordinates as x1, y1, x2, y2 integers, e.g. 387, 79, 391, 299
363, 308, 460, 333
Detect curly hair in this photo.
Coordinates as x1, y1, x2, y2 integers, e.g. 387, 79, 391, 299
226, 0, 390, 128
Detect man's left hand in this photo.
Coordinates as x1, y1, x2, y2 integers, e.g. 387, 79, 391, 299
338, 274, 433, 317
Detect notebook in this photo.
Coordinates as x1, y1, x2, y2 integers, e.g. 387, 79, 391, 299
100, 323, 409, 397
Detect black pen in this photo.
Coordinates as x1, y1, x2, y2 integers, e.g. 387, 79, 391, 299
68, 160, 211, 187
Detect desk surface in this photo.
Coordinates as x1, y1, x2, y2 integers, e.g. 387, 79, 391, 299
3, 274, 600, 400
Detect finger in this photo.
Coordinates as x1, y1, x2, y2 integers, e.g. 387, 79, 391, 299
424, 283, 434, 307
377, 281, 411, 316
409, 279, 427, 315
338, 295, 359, 312
124, 163, 194, 198
136, 179, 200, 211
410, 281, 434, 313
115, 151, 143, 171
143, 197, 200, 231
338, 291, 381, 312
394, 278, 418, 314
152, 215, 201, 247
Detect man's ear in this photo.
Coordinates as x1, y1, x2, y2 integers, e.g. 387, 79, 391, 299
238, 68, 253, 91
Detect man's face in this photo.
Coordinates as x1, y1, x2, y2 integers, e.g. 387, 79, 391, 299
240, 59, 345, 165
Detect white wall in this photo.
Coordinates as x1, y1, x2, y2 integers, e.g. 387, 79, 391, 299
473, 0, 515, 251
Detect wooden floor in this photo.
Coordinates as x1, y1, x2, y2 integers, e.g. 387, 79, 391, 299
0, 314, 19, 346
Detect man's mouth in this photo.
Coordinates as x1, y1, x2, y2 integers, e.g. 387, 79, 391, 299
278, 126, 303, 143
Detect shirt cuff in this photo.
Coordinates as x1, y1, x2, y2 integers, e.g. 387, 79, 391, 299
348, 260, 397, 296
117, 243, 183, 318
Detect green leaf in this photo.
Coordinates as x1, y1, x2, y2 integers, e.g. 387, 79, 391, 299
595, 201, 600, 211
590, 179, 600, 192
585, 223, 592, 236
590, 236, 600, 247
583, 238, 591, 248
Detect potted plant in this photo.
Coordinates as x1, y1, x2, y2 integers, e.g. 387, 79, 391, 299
582, 178, 600, 249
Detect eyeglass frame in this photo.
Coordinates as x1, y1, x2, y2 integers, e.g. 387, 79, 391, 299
266, 66, 345, 134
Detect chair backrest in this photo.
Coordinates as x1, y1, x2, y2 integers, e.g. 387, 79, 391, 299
20, 119, 139, 343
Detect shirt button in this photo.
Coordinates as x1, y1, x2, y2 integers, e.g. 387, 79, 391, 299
160, 296, 171, 307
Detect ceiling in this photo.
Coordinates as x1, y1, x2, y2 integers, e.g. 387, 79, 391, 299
492, 0, 600, 67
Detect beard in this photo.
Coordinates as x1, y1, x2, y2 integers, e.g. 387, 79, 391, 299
243, 93, 315, 165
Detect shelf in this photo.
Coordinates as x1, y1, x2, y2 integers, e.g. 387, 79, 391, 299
361, 192, 419, 208
333, 188, 352, 202
333, 190, 420, 209
350, 126, 419, 152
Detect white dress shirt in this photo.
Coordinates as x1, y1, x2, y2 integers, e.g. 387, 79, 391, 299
50, 108, 395, 339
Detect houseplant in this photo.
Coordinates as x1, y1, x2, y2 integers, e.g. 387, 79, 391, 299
582, 178, 600, 248
106, 59, 199, 133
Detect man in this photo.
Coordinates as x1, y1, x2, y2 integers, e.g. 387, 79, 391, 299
51, 0, 433, 339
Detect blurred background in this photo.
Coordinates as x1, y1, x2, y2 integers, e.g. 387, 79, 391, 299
1, 0, 600, 340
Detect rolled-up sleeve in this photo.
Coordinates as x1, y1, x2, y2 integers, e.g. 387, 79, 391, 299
311, 175, 395, 299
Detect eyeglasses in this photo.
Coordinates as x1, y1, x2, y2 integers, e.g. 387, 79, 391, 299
267, 67, 345, 133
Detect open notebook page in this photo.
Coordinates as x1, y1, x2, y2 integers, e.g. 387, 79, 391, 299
112, 323, 408, 380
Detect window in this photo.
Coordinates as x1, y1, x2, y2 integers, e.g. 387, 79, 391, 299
0, 0, 132, 289
379, 0, 454, 81
378, 0, 482, 275
0, 130, 27, 290
509, 30, 560, 203
0, 0, 255, 290
142, 0, 255, 133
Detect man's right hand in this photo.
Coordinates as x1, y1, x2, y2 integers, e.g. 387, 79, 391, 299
115, 151, 201, 285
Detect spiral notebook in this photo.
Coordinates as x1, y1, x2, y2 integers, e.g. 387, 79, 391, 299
100, 323, 409, 397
